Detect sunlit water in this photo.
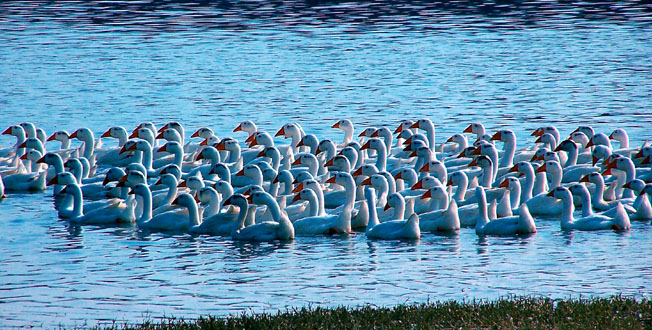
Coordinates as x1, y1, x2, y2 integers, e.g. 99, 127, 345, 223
1, 2, 652, 328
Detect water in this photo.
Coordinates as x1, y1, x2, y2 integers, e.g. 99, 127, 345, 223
1, 2, 652, 328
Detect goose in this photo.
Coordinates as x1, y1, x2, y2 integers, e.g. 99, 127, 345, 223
289, 188, 320, 220
68, 128, 100, 166
215, 138, 244, 172
569, 183, 639, 219
370, 127, 394, 155
231, 191, 294, 241
507, 161, 562, 216
580, 172, 629, 211
381, 192, 407, 222
150, 174, 179, 209
132, 185, 199, 232
60, 183, 135, 224
465, 155, 493, 189
48, 172, 123, 217
2, 167, 47, 192
418, 188, 460, 232
498, 176, 522, 209
603, 157, 636, 198
548, 186, 630, 231
275, 123, 305, 155
463, 122, 486, 141
1, 125, 27, 158
190, 193, 255, 236
297, 134, 319, 155
419, 160, 447, 183
366, 187, 420, 240
332, 119, 354, 147
291, 172, 355, 235
393, 167, 418, 193
621, 180, 652, 220
475, 186, 536, 236
46, 130, 77, 157
233, 120, 258, 137
438, 133, 468, 156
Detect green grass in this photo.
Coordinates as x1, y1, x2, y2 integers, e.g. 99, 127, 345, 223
96, 296, 652, 330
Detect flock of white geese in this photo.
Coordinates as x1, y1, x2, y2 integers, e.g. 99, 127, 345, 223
1, 119, 651, 241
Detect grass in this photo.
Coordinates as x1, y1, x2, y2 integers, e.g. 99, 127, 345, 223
95, 296, 652, 330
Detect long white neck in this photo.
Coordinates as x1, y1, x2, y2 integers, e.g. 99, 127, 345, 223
139, 190, 153, 223
548, 168, 562, 189
116, 130, 127, 147
228, 144, 241, 164
230, 200, 249, 233
60, 137, 71, 149
172, 148, 183, 169
509, 183, 521, 208
533, 171, 548, 196
392, 198, 406, 220
481, 165, 493, 188
186, 199, 200, 227
560, 191, 575, 227
424, 124, 435, 154
621, 162, 635, 199
500, 136, 516, 168
264, 195, 282, 222
591, 177, 608, 208
306, 194, 319, 217
366, 190, 379, 231
343, 127, 353, 145
70, 185, 84, 218
141, 146, 153, 171
376, 182, 389, 206
476, 188, 490, 231
81, 136, 94, 160
374, 145, 387, 172
453, 175, 468, 202
577, 188, 593, 217
564, 147, 578, 167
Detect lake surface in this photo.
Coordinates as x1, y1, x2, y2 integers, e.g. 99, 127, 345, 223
1, 1, 652, 328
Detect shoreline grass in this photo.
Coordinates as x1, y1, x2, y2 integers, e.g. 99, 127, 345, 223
92, 296, 652, 330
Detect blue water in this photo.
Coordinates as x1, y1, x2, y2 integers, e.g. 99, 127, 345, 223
1, 2, 652, 328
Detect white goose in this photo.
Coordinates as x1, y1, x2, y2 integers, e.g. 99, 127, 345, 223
548, 186, 630, 231
475, 186, 537, 236
365, 187, 420, 240
231, 191, 294, 241
61, 183, 135, 224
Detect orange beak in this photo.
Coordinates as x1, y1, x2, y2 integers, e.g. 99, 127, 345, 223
194, 194, 201, 203
292, 158, 302, 166
491, 131, 502, 141
463, 125, 473, 133
20, 153, 28, 160
634, 150, 644, 159
393, 125, 403, 134
499, 179, 509, 188
402, 136, 413, 146
419, 163, 430, 172
421, 189, 432, 199
292, 182, 304, 193
101, 130, 113, 138
370, 130, 379, 137
332, 122, 340, 129
546, 190, 555, 197
408, 150, 417, 157
47, 133, 57, 141
236, 169, 245, 176
579, 175, 590, 183
608, 132, 614, 139
233, 123, 243, 132
642, 156, 651, 165
586, 140, 594, 147
246, 195, 253, 203
326, 175, 337, 184
530, 154, 540, 162
178, 180, 187, 187
158, 124, 169, 133
291, 193, 302, 203
623, 182, 632, 189
191, 130, 201, 138
297, 138, 305, 147
325, 158, 334, 167
172, 196, 180, 205
315, 145, 322, 154
47, 176, 59, 186
118, 175, 128, 184
69, 130, 79, 139
446, 136, 454, 143
248, 138, 258, 148
18, 141, 27, 148
403, 145, 412, 152
535, 164, 547, 173
470, 148, 481, 156
353, 167, 363, 177
156, 131, 165, 139
456, 151, 467, 159
360, 140, 371, 150
592, 156, 599, 166
411, 179, 423, 190
409, 122, 419, 129
157, 145, 167, 153
214, 140, 225, 150
195, 152, 205, 161
36, 156, 46, 164
468, 158, 478, 167
129, 130, 138, 139
257, 149, 266, 157
508, 164, 519, 173
384, 203, 391, 211
358, 130, 367, 137
200, 139, 209, 146
534, 136, 543, 143
275, 127, 286, 137
447, 178, 453, 186
154, 178, 163, 185
2, 127, 11, 135
361, 177, 372, 186
531, 128, 543, 137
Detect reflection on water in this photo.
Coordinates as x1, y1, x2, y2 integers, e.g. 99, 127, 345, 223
1, 1, 652, 328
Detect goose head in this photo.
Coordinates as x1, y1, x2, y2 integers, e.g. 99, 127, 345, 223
292, 171, 314, 185
2, 125, 25, 137
222, 193, 249, 209
69, 128, 94, 142
622, 179, 645, 194
554, 139, 577, 153
393, 120, 415, 134
47, 130, 71, 143
171, 193, 197, 208
420, 185, 447, 200
447, 171, 468, 186
20, 149, 43, 162
359, 127, 377, 137
573, 125, 595, 139
157, 141, 182, 154
298, 134, 319, 154
332, 119, 353, 131
159, 164, 181, 179
291, 188, 317, 204
569, 131, 590, 148
463, 122, 485, 136
352, 164, 379, 178
191, 127, 214, 139
468, 155, 492, 169
275, 123, 301, 139
156, 128, 182, 143
586, 133, 611, 149
47, 172, 77, 186
491, 129, 515, 143
315, 139, 336, 155
233, 120, 257, 135
101, 126, 126, 139
154, 173, 178, 188
325, 155, 351, 173
547, 186, 572, 200
101, 167, 126, 186
411, 175, 441, 190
